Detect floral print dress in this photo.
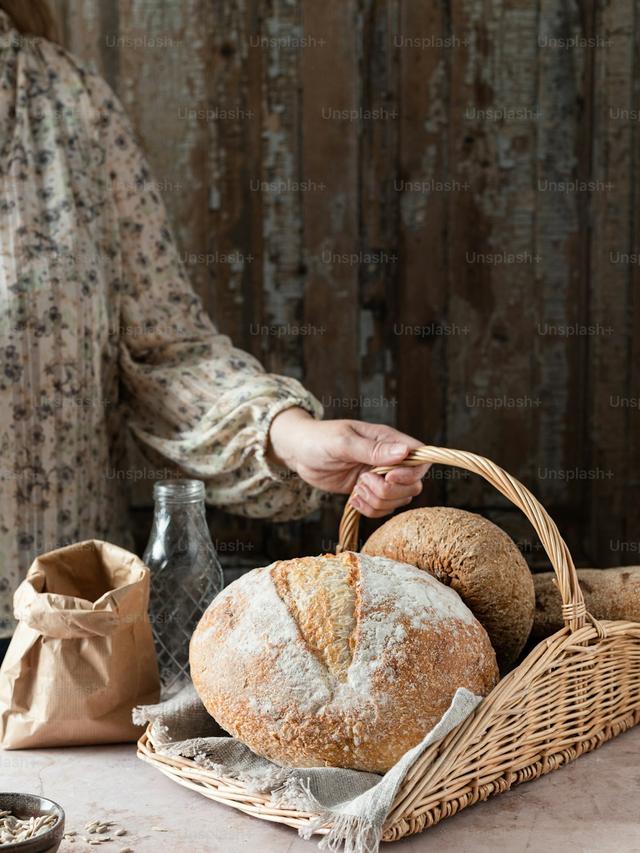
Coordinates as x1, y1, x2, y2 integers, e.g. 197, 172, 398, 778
0, 11, 323, 636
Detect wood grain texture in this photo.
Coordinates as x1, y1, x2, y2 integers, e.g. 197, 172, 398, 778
49, 0, 638, 568
359, 0, 399, 429
630, 0, 640, 566
447, 0, 539, 507
207, 0, 264, 355
530, 0, 589, 558
120, 0, 214, 304
395, 0, 448, 510
300, 0, 359, 409
588, 0, 636, 565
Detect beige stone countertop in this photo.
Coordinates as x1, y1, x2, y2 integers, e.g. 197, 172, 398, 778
1, 727, 639, 853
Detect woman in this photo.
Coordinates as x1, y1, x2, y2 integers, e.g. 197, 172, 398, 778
0, 2, 427, 651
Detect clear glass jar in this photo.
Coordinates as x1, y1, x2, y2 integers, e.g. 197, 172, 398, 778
143, 479, 224, 698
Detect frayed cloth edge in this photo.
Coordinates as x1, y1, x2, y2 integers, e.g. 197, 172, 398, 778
273, 777, 382, 853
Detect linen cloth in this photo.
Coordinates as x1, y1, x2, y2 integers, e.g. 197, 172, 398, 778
0, 10, 323, 635
135, 684, 482, 853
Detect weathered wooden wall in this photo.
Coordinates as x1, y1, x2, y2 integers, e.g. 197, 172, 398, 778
52, 0, 640, 570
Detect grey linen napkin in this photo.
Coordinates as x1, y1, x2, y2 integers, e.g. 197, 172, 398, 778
134, 685, 481, 853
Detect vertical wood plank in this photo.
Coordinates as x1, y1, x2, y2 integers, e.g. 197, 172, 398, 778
255, 0, 305, 379
628, 0, 640, 560
531, 0, 589, 559
359, 0, 400, 428
588, 0, 637, 564
299, 1, 360, 406
395, 0, 450, 507
207, 0, 264, 355
446, 0, 539, 509
117, 0, 213, 310
51, 0, 118, 84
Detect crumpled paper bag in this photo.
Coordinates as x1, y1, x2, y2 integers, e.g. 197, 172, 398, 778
0, 540, 160, 748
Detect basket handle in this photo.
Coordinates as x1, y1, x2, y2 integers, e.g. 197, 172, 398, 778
337, 445, 586, 632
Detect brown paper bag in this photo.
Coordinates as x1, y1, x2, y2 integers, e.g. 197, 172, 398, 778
0, 540, 160, 748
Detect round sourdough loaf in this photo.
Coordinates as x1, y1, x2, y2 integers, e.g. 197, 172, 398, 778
190, 551, 498, 773
362, 508, 535, 671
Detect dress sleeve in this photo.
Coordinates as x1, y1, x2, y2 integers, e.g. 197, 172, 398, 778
85, 70, 325, 520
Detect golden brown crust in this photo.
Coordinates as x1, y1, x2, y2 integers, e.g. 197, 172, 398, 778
190, 551, 498, 773
362, 507, 535, 670
272, 555, 357, 681
532, 566, 640, 640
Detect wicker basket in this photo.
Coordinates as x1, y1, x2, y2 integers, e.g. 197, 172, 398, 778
137, 446, 640, 841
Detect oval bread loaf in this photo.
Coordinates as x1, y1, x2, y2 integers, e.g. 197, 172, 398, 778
190, 551, 498, 773
532, 566, 640, 641
362, 507, 535, 670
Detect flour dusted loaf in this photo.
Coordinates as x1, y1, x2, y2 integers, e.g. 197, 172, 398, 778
362, 508, 535, 670
190, 551, 498, 773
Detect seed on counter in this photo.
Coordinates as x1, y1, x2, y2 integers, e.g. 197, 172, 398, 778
151, 826, 167, 831
115, 828, 127, 836
119, 848, 134, 853
86, 821, 113, 834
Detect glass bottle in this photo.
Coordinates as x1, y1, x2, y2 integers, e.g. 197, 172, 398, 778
143, 479, 224, 698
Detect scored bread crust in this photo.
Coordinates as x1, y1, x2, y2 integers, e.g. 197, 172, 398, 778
190, 551, 498, 773
362, 507, 535, 671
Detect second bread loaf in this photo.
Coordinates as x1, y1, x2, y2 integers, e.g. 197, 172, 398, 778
362, 507, 535, 670
532, 566, 640, 640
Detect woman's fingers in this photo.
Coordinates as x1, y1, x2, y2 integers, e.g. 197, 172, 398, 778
349, 492, 411, 518
359, 471, 422, 503
348, 465, 427, 518
385, 463, 430, 484
349, 472, 422, 517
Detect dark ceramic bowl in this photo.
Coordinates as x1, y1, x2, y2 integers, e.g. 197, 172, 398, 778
0, 794, 65, 852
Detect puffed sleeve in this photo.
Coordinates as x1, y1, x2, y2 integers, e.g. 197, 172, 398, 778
85, 69, 325, 520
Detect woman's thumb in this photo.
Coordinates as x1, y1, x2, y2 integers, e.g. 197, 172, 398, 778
375, 441, 410, 465
349, 437, 410, 467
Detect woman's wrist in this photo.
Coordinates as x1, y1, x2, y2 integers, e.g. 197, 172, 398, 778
267, 406, 315, 473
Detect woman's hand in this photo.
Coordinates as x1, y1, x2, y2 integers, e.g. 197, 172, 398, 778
267, 407, 429, 518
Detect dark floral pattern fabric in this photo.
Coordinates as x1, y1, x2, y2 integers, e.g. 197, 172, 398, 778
0, 12, 323, 635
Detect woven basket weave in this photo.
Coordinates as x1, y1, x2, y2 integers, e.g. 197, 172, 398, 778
137, 446, 640, 841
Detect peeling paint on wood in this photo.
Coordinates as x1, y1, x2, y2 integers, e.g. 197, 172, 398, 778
51, 0, 639, 566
